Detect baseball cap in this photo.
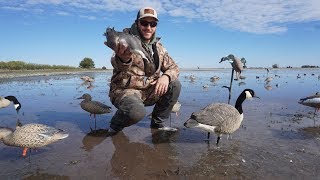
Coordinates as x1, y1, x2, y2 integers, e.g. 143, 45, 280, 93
137, 7, 158, 21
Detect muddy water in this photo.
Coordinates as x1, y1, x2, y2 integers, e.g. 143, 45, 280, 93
0, 69, 320, 179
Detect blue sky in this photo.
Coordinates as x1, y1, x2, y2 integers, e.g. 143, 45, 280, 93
1, 1, 320, 69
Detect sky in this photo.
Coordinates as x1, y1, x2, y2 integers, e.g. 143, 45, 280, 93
1, 0, 320, 69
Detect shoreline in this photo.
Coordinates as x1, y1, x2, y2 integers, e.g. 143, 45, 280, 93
0, 67, 318, 79
0, 69, 111, 79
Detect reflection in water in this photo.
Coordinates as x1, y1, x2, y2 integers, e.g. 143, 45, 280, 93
76, 81, 95, 91
81, 129, 109, 152
23, 171, 70, 180
184, 143, 245, 178
110, 131, 179, 179
238, 82, 246, 86
264, 84, 272, 90
150, 129, 178, 144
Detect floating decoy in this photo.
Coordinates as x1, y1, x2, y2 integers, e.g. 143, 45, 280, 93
80, 75, 95, 82
202, 84, 209, 89
0, 123, 68, 157
265, 77, 273, 83
297, 74, 301, 79
210, 76, 220, 82
184, 89, 259, 145
0, 96, 22, 113
77, 93, 112, 130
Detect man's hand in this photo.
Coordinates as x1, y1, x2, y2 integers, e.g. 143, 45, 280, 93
104, 40, 132, 62
151, 75, 170, 96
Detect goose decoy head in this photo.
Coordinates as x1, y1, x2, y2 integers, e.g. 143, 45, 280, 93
243, 89, 260, 99
4, 96, 22, 113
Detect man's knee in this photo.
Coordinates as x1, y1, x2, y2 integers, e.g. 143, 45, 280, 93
120, 96, 146, 124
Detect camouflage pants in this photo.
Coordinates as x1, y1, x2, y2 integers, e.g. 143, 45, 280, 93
109, 80, 181, 131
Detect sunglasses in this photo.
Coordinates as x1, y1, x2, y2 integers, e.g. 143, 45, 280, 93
139, 20, 157, 27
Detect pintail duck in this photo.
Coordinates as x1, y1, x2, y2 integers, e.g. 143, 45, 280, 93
0, 96, 22, 113
0, 123, 68, 157
77, 93, 112, 129
220, 54, 244, 80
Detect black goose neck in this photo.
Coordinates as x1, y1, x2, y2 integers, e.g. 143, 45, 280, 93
235, 92, 246, 114
5, 96, 19, 104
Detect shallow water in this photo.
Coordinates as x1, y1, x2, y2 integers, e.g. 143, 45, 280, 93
1, 69, 320, 179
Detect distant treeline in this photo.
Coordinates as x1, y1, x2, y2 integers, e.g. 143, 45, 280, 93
0, 61, 76, 70
301, 65, 319, 68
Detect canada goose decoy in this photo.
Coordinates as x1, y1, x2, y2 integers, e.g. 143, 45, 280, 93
77, 93, 112, 130
184, 89, 259, 145
0, 96, 22, 113
299, 92, 320, 113
0, 123, 68, 157
220, 54, 243, 80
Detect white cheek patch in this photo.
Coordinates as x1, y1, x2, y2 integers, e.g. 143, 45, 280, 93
245, 90, 253, 98
14, 104, 19, 110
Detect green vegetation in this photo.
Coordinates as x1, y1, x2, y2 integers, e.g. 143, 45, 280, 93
0, 61, 76, 70
79, 58, 95, 69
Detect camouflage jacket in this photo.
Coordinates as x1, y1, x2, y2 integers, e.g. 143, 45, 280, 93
108, 27, 179, 107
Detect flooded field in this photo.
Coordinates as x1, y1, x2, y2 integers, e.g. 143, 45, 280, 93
0, 68, 320, 179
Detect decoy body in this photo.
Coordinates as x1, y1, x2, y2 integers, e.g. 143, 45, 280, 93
184, 89, 258, 145
220, 54, 244, 80
172, 101, 181, 115
0, 123, 68, 157
77, 93, 112, 129
80, 75, 95, 82
299, 92, 320, 111
265, 77, 273, 83
0, 96, 22, 113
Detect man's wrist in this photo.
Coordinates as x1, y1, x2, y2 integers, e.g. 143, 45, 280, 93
162, 73, 171, 82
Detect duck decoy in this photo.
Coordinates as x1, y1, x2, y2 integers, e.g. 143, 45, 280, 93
169, 101, 181, 127
184, 89, 259, 145
80, 75, 95, 82
210, 76, 220, 82
77, 93, 112, 130
220, 54, 244, 81
265, 77, 273, 83
0, 123, 68, 157
0, 96, 22, 113
172, 101, 181, 116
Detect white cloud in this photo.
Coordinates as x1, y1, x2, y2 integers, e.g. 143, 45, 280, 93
1, 0, 320, 34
